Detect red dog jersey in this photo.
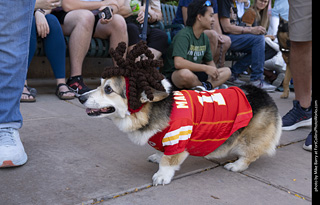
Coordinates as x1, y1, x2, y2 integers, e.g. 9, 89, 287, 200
148, 87, 253, 156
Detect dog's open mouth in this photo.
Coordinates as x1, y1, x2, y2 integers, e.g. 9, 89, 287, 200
86, 107, 115, 116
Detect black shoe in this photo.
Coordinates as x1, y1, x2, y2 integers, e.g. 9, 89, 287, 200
66, 76, 92, 96
201, 81, 213, 91
282, 100, 312, 131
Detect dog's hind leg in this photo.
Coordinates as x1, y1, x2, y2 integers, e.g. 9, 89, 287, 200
224, 111, 282, 172
152, 151, 189, 185
224, 156, 254, 172
281, 58, 291, 99
204, 131, 240, 161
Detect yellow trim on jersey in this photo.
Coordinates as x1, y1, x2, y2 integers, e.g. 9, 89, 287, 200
162, 130, 192, 143
162, 125, 193, 146
237, 110, 253, 116
193, 120, 235, 126
190, 137, 229, 142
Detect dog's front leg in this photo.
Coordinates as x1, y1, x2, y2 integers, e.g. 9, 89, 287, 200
152, 151, 189, 186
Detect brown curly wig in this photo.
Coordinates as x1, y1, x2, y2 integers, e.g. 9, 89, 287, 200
102, 41, 165, 112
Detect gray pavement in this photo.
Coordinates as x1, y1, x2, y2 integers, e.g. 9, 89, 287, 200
0, 78, 312, 205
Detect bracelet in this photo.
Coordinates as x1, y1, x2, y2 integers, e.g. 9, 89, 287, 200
241, 27, 245, 34
35, 8, 45, 15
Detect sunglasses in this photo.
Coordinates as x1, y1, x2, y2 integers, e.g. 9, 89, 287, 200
203, 0, 212, 7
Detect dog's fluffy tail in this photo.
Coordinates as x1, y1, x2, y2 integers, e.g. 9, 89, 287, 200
240, 84, 278, 115
240, 84, 282, 155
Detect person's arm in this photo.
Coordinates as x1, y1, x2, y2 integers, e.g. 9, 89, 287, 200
174, 56, 211, 72
137, 6, 162, 23
147, 8, 162, 23
220, 17, 266, 35
148, 0, 162, 23
62, 0, 122, 13
34, 9, 50, 38
182, 6, 188, 25
213, 13, 223, 34
174, 57, 220, 79
35, 0, 60, 10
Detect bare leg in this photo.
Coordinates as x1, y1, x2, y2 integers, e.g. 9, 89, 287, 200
61, 10, 94, 77
290, 41, 312, 108
127, 45, 162, 61
148, 47, 162, 60
56, 78, 75, 98
204, 30, 218, 62
172, 67, 231, 89
208, 67, 231, 88
216, 35, 231, 67
204, 30, 231, 67
93, 14, 128, 64
21, 80, 34, 101
171, 69, 202, 89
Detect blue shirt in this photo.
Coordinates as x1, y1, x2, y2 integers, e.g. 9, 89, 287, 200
172, 0, 218, 25
271, 0, 289, 21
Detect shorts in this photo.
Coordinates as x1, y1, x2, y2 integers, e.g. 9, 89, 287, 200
125, 16, 168, 54
51, 10, 99, 36
288, 0, 312, 42
166, 71, 208, 90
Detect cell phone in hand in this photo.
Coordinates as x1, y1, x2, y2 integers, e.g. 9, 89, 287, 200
98, 6, 113, 20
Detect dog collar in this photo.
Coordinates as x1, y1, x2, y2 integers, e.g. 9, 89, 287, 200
125, 77, 145, 114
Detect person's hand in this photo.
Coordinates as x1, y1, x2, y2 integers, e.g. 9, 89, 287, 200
218, 35, 225, 44
136, 10, 145, 24
251, 26, 266, 35
204, 65, 219, 80
98, 6, 113, 24
265, 35, 275, 41
35, 11, 49, 38
35, 0, 61, 10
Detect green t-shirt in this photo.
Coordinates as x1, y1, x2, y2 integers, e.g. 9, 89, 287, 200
162, 26, 213, 77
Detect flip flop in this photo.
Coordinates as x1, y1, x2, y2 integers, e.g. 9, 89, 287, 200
55, 83, 75, 100
20, 85, 37, 103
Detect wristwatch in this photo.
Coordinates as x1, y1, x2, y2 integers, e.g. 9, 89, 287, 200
35, 8, 45, 15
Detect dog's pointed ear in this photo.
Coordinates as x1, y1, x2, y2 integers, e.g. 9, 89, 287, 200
140, 79, 171, 103
140, 89, 169, 103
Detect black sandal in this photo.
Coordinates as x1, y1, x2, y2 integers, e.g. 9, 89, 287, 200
20, 85, 37, 103
55, 84, 75, 100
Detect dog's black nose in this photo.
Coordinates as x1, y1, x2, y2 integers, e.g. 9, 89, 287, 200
78, 95, 88, 104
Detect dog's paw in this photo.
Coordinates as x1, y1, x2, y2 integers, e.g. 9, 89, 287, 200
147, 153, 163, 164
224, 161, 248, 172
280, 93, 289, 99
280, 90, 289, 99
152, 167, 175, 186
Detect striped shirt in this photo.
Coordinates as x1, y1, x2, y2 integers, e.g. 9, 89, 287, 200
148, 87, 253, 156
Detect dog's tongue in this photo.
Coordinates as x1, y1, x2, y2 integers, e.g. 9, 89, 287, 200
86, 107, 114, 115
86, 108, 99, 114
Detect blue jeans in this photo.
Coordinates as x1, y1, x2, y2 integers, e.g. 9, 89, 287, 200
28, 14, 66, 79
0, 0, 35, 129
228, 34, 265, 81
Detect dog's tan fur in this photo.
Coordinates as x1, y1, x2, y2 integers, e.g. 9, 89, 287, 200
277, 19, 291, 99
82, 76, 282, 185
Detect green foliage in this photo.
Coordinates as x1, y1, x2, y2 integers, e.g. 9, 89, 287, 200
160, 0, 275, 8
160, 0, 178, 6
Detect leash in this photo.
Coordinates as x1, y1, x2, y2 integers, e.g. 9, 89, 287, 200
139, 0, 149, 41
217, 44, 223, 68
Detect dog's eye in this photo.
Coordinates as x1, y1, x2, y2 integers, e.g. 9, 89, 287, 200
104, 85, 113, 94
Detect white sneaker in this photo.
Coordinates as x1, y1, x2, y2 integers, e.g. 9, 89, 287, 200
250, 79, 276, 92
227, 75, 246, 86
0, 128, 27, 168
